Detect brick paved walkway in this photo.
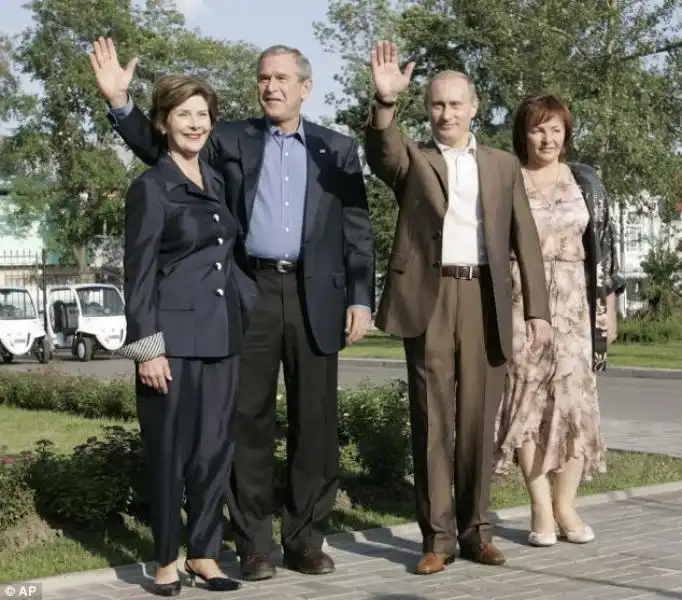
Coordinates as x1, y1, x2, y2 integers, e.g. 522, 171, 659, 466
40, 488, 682, 600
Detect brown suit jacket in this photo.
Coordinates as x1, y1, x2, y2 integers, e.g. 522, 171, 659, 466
365, 119, 550, 360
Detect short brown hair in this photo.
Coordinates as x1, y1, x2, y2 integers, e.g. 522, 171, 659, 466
257, 45, 312, 81
149, 74, 218, 135
512, 93, 573, 165
424, 71, 479, 107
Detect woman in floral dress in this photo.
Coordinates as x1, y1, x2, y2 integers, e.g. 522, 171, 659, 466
494, 93, 625, 547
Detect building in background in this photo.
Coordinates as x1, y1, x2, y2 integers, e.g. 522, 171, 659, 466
0, 177, 123, 312
0, 175, 47, 290
612, 192, 682, 315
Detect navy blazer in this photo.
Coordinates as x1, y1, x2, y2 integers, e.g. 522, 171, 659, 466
111, 106, 375, 355
121, 154, 257, 360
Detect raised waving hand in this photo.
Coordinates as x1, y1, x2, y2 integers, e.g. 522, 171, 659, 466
370, 40, 415, 103
88, 37, 138, 109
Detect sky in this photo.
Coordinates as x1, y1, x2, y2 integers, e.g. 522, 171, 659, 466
1, 0, 347, 131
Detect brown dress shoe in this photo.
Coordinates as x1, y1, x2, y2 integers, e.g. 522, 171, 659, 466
283, 548, 335, 575
240, 554, 276, 581
459, 542, 506, 565
415, 552, 455, 575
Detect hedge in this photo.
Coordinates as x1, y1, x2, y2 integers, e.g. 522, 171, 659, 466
617, 314, 682, 343
0, 371, 411, 534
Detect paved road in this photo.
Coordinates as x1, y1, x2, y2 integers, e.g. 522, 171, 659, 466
35, 488, 682, 599
5, 355, 682, 457
332, 361, 682, 457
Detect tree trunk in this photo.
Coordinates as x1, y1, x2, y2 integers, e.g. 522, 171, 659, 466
602, 0, 624, 314
72, 245, 87, 275
618, 199, 627, 314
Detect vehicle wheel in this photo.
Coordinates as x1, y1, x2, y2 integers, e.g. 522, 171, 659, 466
34, 340, 51, 364
1, 353, 14, 363
75, 337, 94, 362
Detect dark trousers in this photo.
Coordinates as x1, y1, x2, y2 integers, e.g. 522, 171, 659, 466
137, 356, 238, 565
403, 271, 506, 554
227, 269, 339, 556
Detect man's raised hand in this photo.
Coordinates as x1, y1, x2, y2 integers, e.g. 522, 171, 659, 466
370, 40, 415, 104
88, 37, 138, 109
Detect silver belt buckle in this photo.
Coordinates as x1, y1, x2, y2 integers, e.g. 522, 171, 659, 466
461, 265, 473, 280
276, 260, 293, 273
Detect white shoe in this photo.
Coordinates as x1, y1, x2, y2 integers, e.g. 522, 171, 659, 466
558, 524, 595, 544
528, 530, 557, 547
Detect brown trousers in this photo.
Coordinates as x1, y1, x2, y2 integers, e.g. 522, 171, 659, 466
403, 269, 506, 554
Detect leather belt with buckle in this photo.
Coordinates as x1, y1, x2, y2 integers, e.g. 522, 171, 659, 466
441, 264, 481, 279
248, 257, 299, 274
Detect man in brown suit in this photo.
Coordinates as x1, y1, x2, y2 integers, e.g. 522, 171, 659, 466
365, 41, 552, 575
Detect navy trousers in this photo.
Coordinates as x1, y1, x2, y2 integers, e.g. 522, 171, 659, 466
136, 355, 238, 564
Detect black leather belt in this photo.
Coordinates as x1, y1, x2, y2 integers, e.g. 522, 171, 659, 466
441, 264, 483, 279
248, 257, 299, 274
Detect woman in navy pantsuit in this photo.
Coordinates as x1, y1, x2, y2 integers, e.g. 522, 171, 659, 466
118, 74, 256, 596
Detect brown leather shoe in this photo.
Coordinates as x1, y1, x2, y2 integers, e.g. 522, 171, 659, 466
415, 552, 455, 575
459, 542, 506, 565
283, 548, 335, 575
240, 554, 276, 581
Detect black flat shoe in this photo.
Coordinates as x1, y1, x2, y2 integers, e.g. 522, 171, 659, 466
150, 579, 181, 597
184, 561, 241, 592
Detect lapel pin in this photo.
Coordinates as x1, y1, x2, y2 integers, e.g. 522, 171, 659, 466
319, 149, 326, 154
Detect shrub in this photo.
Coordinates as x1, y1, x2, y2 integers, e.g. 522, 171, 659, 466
0, 371, 416, 530
0, 370, 136, 421
338, 379, 412, 483
27, 428, 146, 528
0, 451, 35, 533
618, 315, 682, 343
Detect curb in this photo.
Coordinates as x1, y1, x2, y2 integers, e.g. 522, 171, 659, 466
339, 357, 682, 379
25, 480, 682, 593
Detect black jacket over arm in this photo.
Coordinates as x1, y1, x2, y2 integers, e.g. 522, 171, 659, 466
569, 162, 626, 364
111, 103, 375, 355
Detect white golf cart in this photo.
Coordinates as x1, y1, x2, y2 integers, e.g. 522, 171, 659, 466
0, 287, 51, 364
46, 283, 126, 361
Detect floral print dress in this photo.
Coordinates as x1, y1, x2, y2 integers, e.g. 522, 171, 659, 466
493, 165, 607, 480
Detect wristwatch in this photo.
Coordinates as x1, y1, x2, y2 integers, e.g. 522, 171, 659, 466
374, 93, 397, 107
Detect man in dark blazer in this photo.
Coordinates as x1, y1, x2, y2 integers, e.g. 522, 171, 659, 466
89, 37, 375, 581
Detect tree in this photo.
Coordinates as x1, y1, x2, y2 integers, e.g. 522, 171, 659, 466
316, 0, 682, 272
0, 0, 261, 269
640, 239, 682, 319
0, 34, 20, 119
315, 0, 405, 275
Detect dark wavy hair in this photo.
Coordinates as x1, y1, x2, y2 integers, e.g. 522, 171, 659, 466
512, 93, 572, 165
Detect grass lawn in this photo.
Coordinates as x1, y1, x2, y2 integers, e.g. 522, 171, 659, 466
342, 333, 682, 369
0, 405, 138, 456
607, 342, 682, 369
1, 405, 682, 581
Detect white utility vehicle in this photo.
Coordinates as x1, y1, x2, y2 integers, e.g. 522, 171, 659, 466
0, 287, 51, 363
46, 284, 126, 361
